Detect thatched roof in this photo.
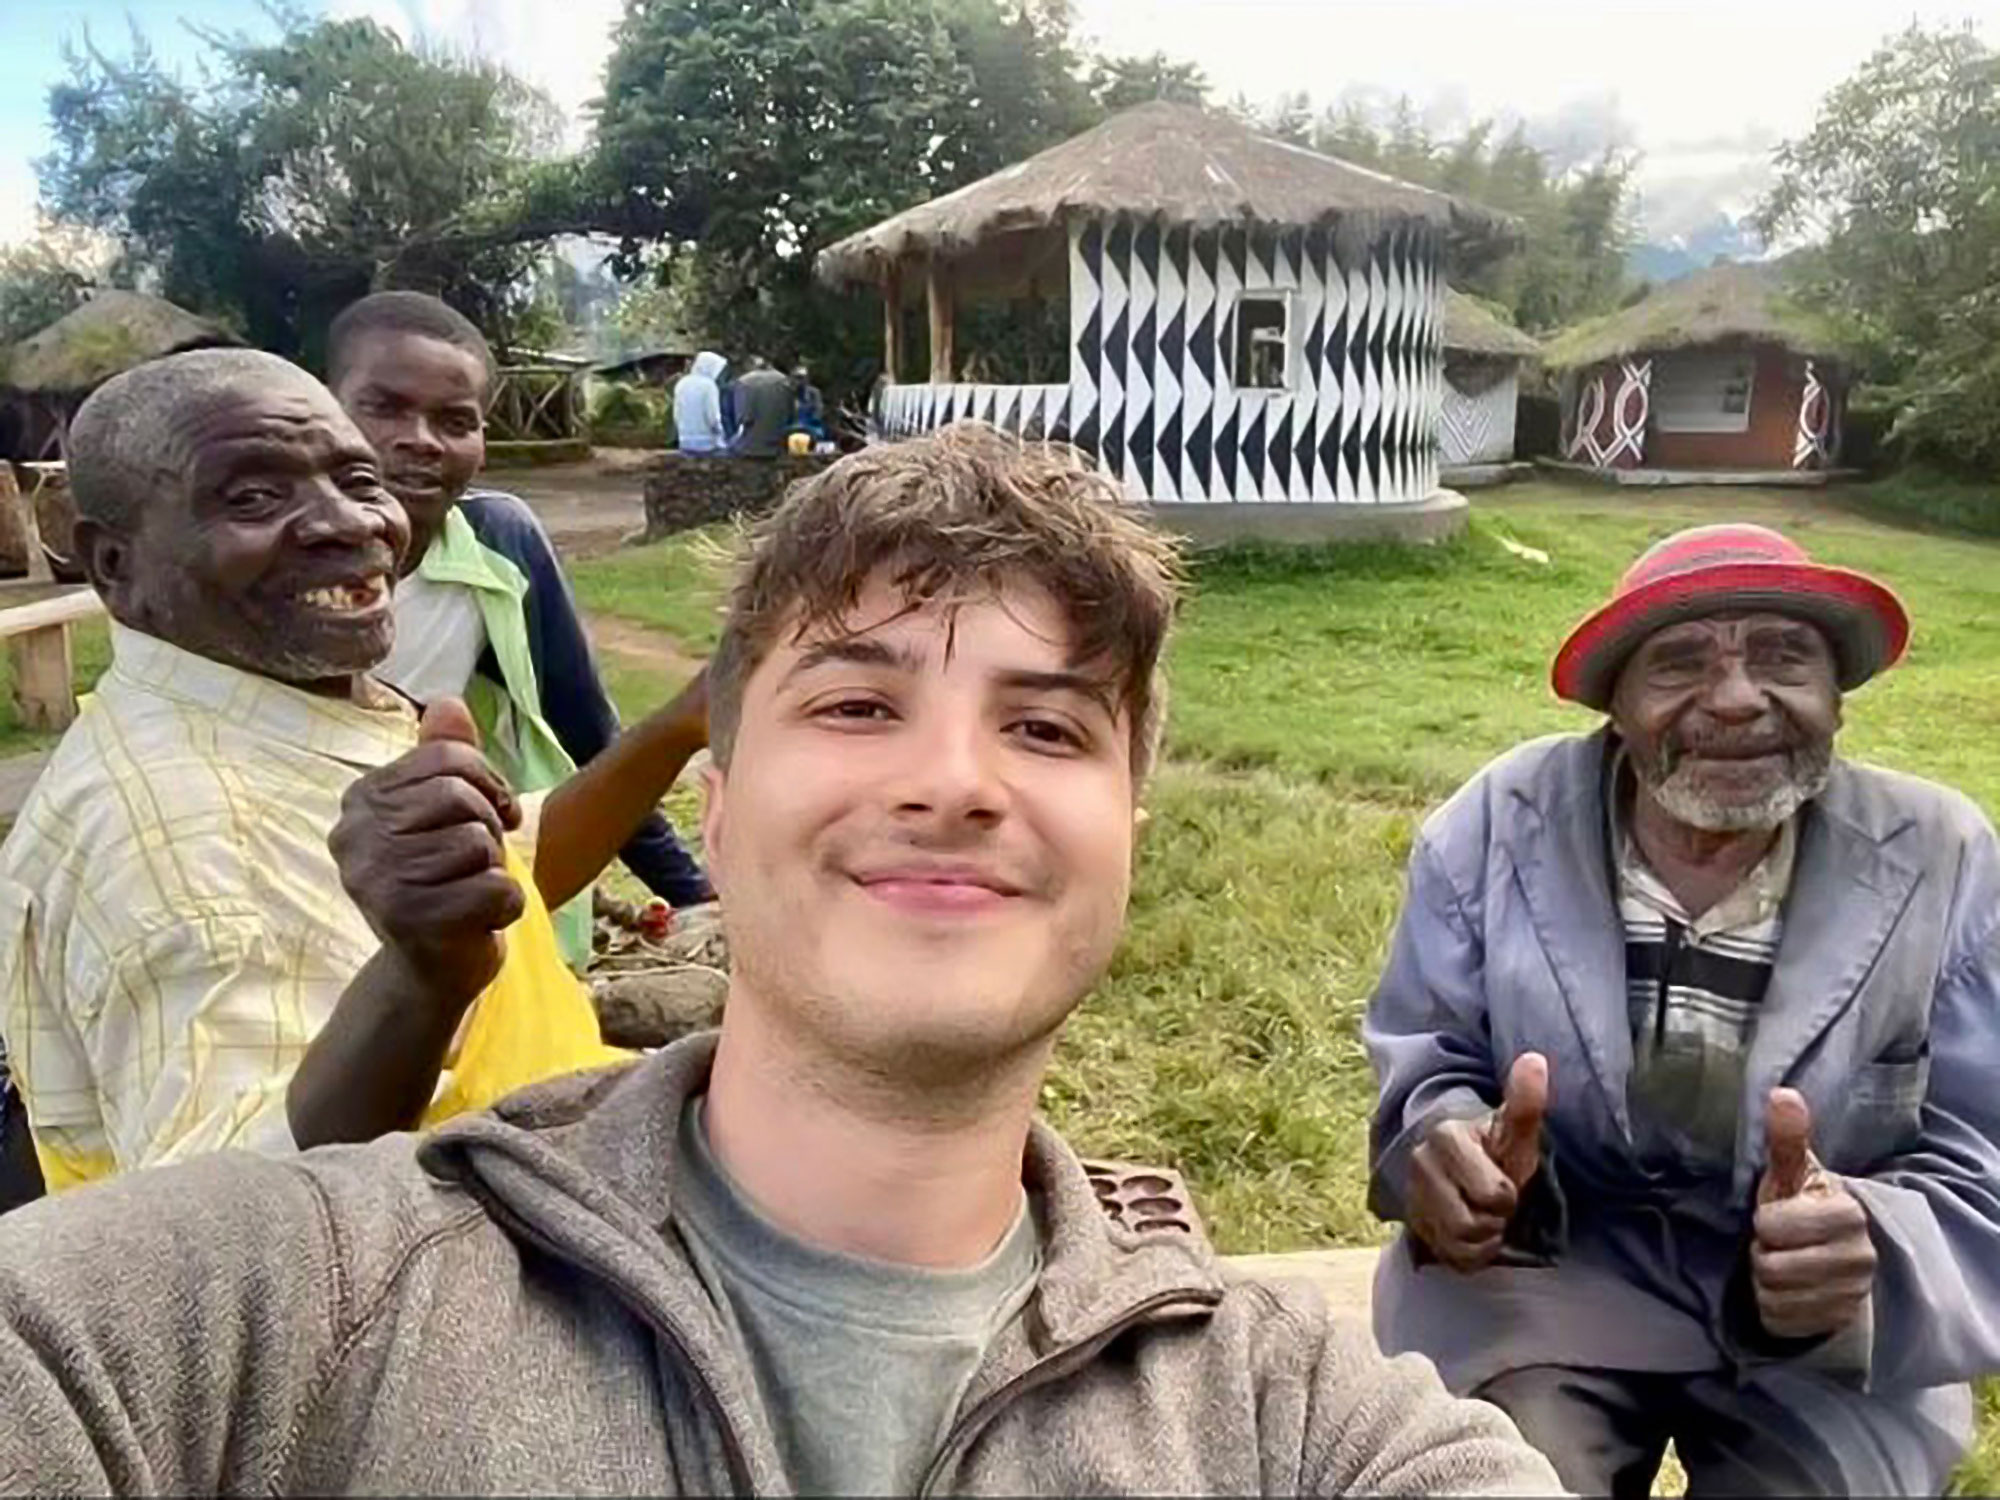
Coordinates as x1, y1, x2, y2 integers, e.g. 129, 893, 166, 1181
818, 101, 1516, 290
1443, 289, 1539, 359
1542, 262, 1850, 371
1, 290, 237, 395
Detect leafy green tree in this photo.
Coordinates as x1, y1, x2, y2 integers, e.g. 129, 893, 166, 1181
0, 233, 94, 346
1267, 99, 1634, 333
1759, 24, 2000, 473
1087, 51, 1210, 112
40, 14, 563, 360
586, 0, 1095, 397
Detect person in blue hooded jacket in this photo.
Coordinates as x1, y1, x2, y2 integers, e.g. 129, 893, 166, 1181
674, 350, 730, 453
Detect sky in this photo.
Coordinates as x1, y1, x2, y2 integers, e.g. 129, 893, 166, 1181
4, 0, 1998, 249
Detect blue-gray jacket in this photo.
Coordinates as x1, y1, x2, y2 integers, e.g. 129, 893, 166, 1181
1365, 729, 2000, 1404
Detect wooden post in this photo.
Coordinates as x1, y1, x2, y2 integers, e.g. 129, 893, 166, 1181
0, 588, 102, 733
882, 264, 903, 384
1, 466, 52, 584
11, 625, 74, 731
926, 259, 955, 384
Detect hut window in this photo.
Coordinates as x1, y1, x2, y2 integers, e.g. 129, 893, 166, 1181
1652, 350, 1756, 434
1233, 294, 1291, 390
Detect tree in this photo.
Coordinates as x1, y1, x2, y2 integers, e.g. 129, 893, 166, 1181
0, 229, 97, 346
1087, 51, 1210, 113
1759, 24, 2000, 473
40, 14, 565, 361
586, 0, 1095, 397
1279, 102, 1634, 333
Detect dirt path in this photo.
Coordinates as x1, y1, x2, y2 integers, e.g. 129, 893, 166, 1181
492, 450, 653, 561
586, 612, 704, 678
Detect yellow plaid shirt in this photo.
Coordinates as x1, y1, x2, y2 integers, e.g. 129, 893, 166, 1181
0, 624, 426, 1176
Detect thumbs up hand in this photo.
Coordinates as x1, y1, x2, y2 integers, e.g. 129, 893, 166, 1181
330, 697, 527, 1005
1751, 1088, 1877, 1339
1407, 1053, 1550, 1273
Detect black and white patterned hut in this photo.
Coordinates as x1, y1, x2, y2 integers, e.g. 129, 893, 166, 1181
1440, 289, 1540, 475
818, 102, 1514, 531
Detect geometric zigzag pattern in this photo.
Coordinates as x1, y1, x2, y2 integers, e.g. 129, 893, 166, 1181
1439, 373, 1520, 466
876, 213, 1448, 505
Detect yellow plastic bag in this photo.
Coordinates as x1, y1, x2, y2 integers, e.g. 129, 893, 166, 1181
422, 844, 630, 1125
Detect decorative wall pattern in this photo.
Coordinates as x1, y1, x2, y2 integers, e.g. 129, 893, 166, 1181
1563, 358, 1652, 469
873, 213, 1448, 506
876, 383, 1070, 443
1793, 360, 1837, 470
1440, 372, 1519, 466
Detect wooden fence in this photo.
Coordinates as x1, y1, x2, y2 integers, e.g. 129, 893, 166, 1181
485, 366, 586, 444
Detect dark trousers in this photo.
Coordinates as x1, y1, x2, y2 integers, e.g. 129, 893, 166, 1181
0, 1083, 44, 1216
1477, 1363, 1964, 1497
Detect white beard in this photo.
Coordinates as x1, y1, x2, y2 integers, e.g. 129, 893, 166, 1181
1643, 744, 1833, 833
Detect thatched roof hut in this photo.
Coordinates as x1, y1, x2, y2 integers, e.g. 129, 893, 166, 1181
1442, 289, 1540, 360
1542, 262, 1846, 371
820, 102, 1516, 525
2, 290, 236, 395
1549, 263, 1853, 476
1438, 290, 1537, 470
1, 289, 238, 475
819, 101, 1514, 295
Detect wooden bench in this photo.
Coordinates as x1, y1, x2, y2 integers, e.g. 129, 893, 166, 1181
0, 587, 104, 732
1223, 1246, 1381, 1318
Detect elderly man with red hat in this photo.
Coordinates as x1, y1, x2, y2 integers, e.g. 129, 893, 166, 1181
1364, 523, 2000, 1495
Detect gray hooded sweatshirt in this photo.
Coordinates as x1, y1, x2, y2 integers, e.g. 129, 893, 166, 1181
0, 1035, 1562, 1496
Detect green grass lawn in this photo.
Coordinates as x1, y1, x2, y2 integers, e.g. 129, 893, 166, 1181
570, 479, 2000, 1490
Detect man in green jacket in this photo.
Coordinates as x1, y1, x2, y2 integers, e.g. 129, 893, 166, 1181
0, 424, 1560, 1496
326, 291, 712, 970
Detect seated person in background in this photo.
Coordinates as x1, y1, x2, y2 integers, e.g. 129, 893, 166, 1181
673, 349, 731, 453
791, 363, 827, 444
1366, 523, 2000, 1495
0, 349, 681, 1183
328, 292, 711, 970
730, 354, 795, 458
0, 423, 1560, 1497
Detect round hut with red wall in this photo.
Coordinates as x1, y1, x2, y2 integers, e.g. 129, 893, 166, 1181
1546, 263, 1849, 481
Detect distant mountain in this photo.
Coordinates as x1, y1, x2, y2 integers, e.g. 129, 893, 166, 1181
1627, 214, 1766, 286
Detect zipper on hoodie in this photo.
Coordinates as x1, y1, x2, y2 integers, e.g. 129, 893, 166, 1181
473, 1190, 759, 1495
916, 1287, 1224, 1496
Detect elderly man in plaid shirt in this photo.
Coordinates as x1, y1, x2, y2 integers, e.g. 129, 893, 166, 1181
0, 349, 692, 1191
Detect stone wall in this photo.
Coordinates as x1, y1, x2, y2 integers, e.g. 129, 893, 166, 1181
641, 452, 838, 540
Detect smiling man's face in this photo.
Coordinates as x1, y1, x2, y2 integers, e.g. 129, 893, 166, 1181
104, 373, 409, 694
702, 570, 1138, 1080
1612, 611, 1842, 832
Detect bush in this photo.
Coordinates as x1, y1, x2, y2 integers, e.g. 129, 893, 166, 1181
589, 382, 669, 436
1846, 467, 2000, 539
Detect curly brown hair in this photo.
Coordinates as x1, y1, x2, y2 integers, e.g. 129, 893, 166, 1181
709, 422, 1185, 779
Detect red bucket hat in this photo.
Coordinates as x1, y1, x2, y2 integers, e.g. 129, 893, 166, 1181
1551, 523, 1910, 710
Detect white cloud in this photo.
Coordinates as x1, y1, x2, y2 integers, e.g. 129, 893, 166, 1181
325, 0, 415, 40
357, 0, 624, 142
1071, 0, 2000, 235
